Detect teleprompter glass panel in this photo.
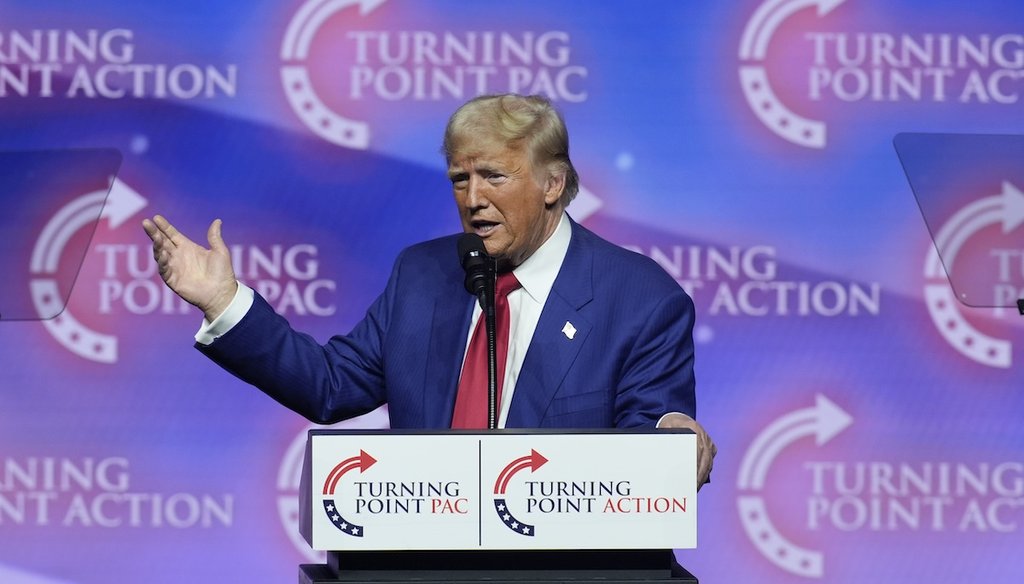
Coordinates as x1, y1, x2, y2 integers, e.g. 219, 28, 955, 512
895, 133, 1024, 309
0, 148, 122, 321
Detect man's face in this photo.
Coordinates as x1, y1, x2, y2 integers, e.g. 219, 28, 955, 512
448, 137, 563, 269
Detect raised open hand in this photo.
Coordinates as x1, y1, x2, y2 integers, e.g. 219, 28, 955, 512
142, 215, 238, 322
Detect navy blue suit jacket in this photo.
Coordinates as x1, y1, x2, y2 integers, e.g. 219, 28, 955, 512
199, 219, 696, 429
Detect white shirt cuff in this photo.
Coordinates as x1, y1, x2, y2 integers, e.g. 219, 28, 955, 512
656, 411, 693, 428
194, 283, 254, 345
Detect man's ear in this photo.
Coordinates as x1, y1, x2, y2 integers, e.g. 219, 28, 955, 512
543, 169, 566, 206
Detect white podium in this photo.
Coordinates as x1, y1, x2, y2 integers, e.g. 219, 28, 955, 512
297, 429, 699, 583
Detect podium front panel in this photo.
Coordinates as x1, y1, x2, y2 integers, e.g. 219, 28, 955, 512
304, 430, 697, 552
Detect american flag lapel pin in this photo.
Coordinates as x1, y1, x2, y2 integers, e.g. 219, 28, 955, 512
561, 321, 577, 340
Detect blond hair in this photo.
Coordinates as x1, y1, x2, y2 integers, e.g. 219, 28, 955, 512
443, 94, 580, 207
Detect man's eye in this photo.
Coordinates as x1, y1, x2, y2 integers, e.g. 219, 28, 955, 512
487, 174, 506, 183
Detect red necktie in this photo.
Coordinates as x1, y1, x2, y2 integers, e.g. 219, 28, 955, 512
451, 272, 522, 429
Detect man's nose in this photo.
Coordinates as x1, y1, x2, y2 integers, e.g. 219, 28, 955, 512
465, 176, 488, 208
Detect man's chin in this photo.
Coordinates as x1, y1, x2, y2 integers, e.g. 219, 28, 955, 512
481, 238, 507, 257
483, 245, 514, 270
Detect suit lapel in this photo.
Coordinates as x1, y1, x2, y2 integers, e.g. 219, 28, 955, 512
422, 267, 475, 428
507, 220, 595, 427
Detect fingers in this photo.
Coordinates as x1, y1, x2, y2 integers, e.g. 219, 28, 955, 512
142, 214, 194, 249
655, 413, 716, 490
142, 215, 176, 248
141, 217, 159, 240
696, 432, 717, 491
155, 214, 188, 247
143, 218, 170, 272
206, 218, 228, 254
154, 247, 172, 279
143, 215, 193, 282
697, 449, 712, 490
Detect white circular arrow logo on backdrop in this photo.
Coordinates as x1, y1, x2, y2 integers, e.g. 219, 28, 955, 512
738, 0, 846, 148
280, 0, 387, 150
737, 394, 853, 578
30, 178, 147, 364
922, 180, 1024, 369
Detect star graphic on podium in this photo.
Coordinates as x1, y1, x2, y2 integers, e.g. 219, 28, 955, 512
493, 498, 536, 537
323, 499, 364, 537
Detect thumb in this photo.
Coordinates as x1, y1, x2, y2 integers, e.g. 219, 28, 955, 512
207, 218, 229, 254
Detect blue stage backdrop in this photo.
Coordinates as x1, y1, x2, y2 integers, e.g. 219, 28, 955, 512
1, 1, 1023, 582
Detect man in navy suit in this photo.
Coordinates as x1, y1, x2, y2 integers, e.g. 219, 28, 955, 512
143, 94, 715, 487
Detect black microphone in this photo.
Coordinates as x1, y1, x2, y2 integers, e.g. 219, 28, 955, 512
457, 233, 499, 429
458, 233, 491, 305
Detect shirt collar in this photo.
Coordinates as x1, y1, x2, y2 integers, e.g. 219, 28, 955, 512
512, 212, 571, 304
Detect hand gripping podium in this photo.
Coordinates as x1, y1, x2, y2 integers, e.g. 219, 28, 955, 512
297, 429, 699, 583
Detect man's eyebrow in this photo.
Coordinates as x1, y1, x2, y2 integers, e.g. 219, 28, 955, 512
449, 160, 501, 174
477, 159, 511, 173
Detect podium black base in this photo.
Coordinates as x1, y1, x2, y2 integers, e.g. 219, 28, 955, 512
299, 550, 697, 583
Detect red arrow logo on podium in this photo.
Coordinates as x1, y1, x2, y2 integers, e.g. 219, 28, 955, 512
323, 450, 377, 495
494, 449, 548, 495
